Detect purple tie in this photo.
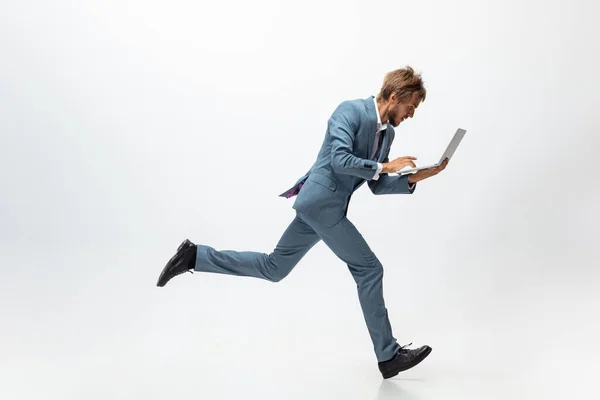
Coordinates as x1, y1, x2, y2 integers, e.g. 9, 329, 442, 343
284, 181, 304, 198
372, 130, 385, 160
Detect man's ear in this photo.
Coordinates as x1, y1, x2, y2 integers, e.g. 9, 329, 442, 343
388, 92, 396, 103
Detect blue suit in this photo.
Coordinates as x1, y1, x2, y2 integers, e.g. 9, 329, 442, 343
194, 96, 416, 362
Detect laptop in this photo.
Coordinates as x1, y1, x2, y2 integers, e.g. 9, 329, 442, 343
397, 128, 467, 174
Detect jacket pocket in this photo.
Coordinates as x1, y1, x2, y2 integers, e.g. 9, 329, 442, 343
307, 173, 337, 192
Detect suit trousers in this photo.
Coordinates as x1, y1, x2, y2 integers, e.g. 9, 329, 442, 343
194, 211, 400, 362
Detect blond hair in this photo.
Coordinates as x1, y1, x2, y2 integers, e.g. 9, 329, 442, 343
376, 66, 427, 103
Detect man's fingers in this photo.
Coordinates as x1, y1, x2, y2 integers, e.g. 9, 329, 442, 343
395, 156, 417, 161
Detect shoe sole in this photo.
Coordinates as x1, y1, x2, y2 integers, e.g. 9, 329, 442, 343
381, 346, 432, 379
156, 239, 193, 287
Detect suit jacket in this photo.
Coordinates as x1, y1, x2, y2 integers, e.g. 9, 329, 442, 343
279, 96, 416, 228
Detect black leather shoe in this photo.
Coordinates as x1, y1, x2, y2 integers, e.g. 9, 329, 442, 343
156, 239, 197, 287
378, 343, 432, 379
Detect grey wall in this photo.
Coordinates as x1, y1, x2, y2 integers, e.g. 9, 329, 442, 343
1, 1, 598, 399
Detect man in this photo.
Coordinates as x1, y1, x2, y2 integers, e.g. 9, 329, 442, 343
156, 66, 448, 379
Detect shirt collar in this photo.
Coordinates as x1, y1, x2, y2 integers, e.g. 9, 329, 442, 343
373, 96, 388, 132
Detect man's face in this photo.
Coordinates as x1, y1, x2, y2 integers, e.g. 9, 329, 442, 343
387, 92, 422, 127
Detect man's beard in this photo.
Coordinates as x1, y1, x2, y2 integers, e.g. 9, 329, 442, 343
389, 110, 400, 126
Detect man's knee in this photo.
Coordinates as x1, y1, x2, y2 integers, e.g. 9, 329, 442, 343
265, 253, 293, 282
350, 261, 384, 284
268, 267, 295, 283
365, 263, 384, 280
269, 271, 285, 282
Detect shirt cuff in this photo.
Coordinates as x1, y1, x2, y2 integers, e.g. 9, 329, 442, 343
372, 162, 383, 180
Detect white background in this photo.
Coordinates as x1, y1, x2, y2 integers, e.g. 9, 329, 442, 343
1, 0, 599, 399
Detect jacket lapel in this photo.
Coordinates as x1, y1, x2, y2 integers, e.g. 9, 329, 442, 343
364, 97, 378, 159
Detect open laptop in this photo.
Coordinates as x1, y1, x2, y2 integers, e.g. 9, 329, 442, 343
397, 128, 467, 174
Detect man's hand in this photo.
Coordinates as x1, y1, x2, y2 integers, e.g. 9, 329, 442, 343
407, 158, 449, 184
381, 156, 417, 174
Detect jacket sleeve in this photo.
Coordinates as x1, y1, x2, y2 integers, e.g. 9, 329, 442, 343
367, 155, 417, 195
329, 101, 380, 180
